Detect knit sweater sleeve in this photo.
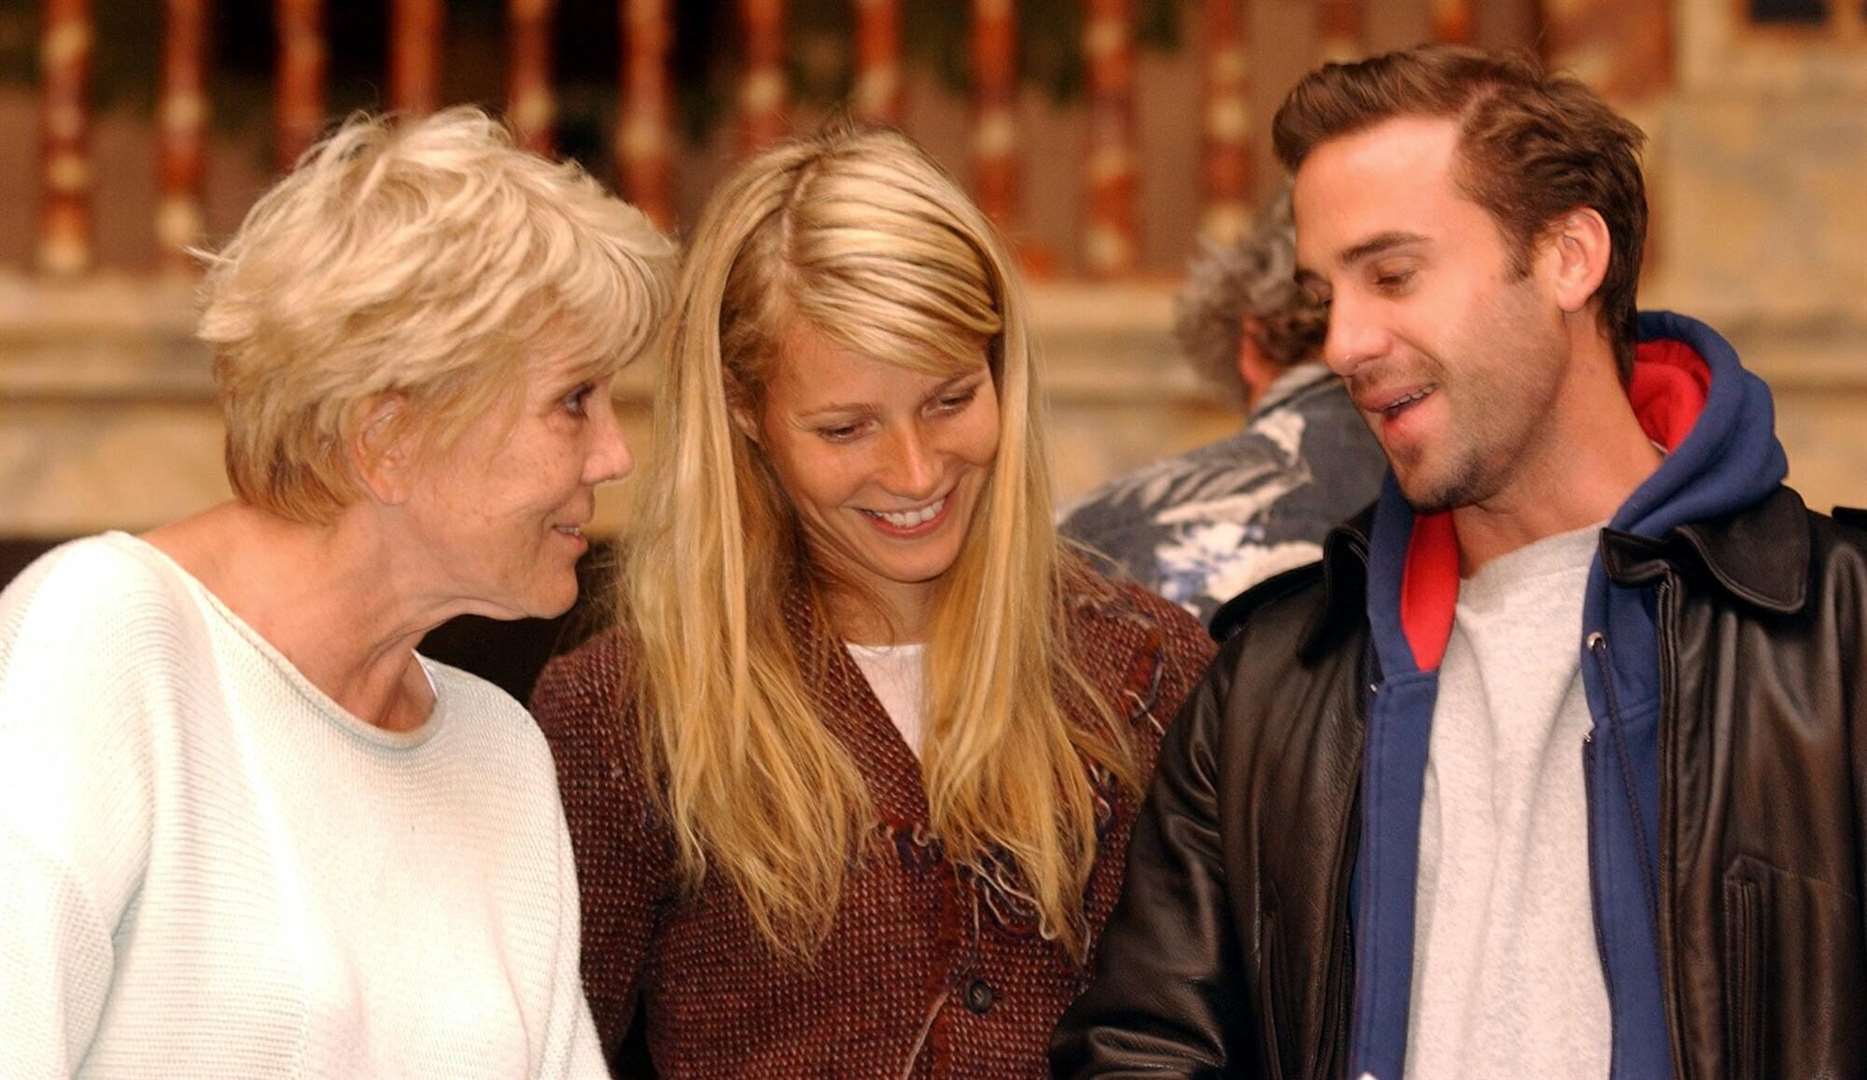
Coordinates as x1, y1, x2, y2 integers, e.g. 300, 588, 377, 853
0, 540, 164, 1075
530, 630, 674, 1063
537, 794, 612, 1079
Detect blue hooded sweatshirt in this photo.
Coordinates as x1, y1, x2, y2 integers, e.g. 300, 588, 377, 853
1347, 311, 1789, 1079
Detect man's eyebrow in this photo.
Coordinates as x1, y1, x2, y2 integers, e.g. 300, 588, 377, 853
1338, 230, 1430, 266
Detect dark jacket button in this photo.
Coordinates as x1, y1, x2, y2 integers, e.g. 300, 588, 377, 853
963, 977, 995, 1014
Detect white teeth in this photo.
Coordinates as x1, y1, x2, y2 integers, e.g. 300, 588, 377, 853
555, 524, 582, 536
870, 497, 945, 528
1385, 387, 1431, 413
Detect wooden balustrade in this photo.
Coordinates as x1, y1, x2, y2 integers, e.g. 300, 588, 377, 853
158, 0, 210, 271
508, 0, 556, 154
1200, 0, 1252, 246
391, 0, 445, 116
738, 0, 788, 154
853, 0, 902, 124
275, 0, 324, 170
38, 0, 93, 276
970, 0, 1020, 236
1082, 0, 1137, 277
1432, 0, 1473, 44
1318, 0, 1363, 62
28, 0, 1555, 279
618, 0, 675, 229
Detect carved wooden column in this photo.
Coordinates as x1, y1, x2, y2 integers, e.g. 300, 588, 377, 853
1200, 0, 1251, 246
508, 0, 555, 154
38, 0, 92, 275
852, 0, 902, 123
970, 0, 1020, 236
738, 0, 787, 153
618, 0, 675, 228
1317, 0, 1363, 63
158, 0, 210, 271
275, 0, 324, 170
1431, 0, 1473, 43
1082, 0, 1136, 277
391, 0, 444, 116
1543, 0, 1671, 104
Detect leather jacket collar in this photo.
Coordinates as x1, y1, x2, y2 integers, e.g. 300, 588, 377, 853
1303, 484, 1810, 655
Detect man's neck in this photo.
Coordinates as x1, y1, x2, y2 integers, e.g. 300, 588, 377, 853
1453, 366, 1665, 578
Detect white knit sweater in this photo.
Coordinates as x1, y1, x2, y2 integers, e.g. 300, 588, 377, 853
0, 533, 607, 1078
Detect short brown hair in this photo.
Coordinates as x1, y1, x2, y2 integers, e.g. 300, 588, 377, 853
1273, 45, 1647, 379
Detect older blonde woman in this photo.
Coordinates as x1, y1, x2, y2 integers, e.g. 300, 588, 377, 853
0, 108, 672, 1077
531, 125, 1216, 1077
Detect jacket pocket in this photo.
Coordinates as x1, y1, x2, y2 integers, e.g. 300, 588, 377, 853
1721, 873, 1765, 1080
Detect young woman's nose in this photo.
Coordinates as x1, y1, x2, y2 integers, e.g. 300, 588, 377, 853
880, 424, 940, 499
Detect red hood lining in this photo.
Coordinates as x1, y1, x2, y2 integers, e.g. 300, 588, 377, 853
1396, 340, 1712, 672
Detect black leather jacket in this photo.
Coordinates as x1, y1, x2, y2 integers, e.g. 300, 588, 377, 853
1052, 488, 1867, 1079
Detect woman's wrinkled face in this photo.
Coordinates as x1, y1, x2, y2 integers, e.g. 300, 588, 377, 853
401, 351, 632, 620
749, 324, 1001, 627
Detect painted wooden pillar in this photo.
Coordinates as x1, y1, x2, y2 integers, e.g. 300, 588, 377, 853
1543, 0, 1671, 104
738, 0, 787, 153
38, 0, 92, 275
1317, 0, 1363, 63
1082, 0, 1137, 277
275, 0, 324, 171
852, 0, 902, 124
391, 0, 445, 116
1200, 0, 1251, 246
508, 0, 555, 154
970, 0, 1020, 235
158, 0, 210, 271
1431, 0, 1474, 44
617, 0, 674, 228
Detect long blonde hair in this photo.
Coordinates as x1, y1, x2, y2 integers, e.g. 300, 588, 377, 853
625, 125, 1137, 961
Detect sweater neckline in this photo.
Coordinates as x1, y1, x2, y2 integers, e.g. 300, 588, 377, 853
103, 531, 446, 751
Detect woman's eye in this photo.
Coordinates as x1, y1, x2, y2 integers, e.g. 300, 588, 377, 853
936, 387, 978, 413
561, 383, 594, 415
817, 423, 863, 443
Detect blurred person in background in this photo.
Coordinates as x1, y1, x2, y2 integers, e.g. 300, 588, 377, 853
0, 107, 673, 1077
530, 123, 1214, 1078
1060, 190, 1386, 625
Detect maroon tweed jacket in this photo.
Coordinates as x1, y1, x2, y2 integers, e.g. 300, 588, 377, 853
530, 569, 1215, 1078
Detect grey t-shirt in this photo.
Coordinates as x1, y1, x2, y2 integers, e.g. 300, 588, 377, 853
1405, 522, 1611, 1078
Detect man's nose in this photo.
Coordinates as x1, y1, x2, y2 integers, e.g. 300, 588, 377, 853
1319, 292, 1389, 379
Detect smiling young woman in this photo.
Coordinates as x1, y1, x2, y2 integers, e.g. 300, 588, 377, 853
529, 125, 1216, 1078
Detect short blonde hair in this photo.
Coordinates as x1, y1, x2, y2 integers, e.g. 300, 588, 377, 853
626, 123, 1134, 961
197, 106, 675, 522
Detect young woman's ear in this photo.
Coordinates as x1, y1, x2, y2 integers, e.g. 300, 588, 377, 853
351, 393, 418, 506
731, 404, 762, 445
